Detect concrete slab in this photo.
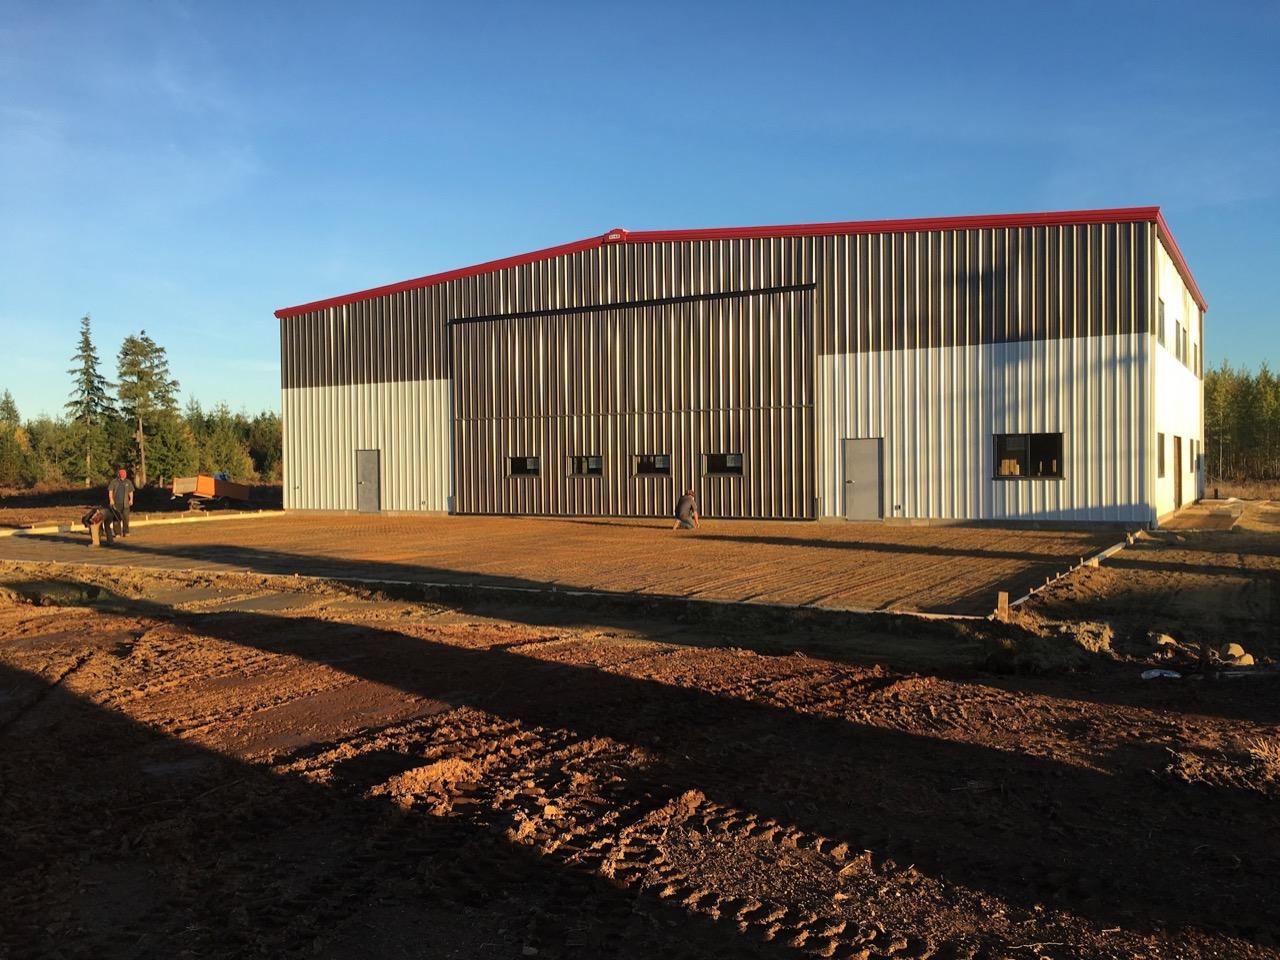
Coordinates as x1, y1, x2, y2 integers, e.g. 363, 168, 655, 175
0, 513, 1120, 616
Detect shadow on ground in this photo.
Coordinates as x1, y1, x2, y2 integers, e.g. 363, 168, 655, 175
3, 579, 1277, 957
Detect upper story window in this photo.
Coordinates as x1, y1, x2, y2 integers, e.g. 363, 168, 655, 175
994, 432, 1063, 479
1157, 298, 1166, 346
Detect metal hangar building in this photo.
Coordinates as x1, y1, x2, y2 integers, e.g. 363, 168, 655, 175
275, 206, 1206, 525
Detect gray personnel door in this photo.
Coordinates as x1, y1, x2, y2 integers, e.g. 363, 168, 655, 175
355, 449, 381, 513
842, 438, 883, 520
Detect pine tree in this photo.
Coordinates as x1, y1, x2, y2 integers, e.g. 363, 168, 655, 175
0, 389, 18, 425
65, 315, 116, 486
117, 329, 179, 487
147, 411, 199, 483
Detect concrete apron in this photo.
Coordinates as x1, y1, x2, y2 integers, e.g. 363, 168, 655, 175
0, 510, 287, 540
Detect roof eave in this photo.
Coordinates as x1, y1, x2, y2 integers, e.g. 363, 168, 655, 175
274, 206, 1205, 318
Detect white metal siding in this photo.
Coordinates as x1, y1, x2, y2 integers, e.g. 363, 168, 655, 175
283, 379, 452, 511
1151, 239, 1205, 517
816, 333, 1150, 522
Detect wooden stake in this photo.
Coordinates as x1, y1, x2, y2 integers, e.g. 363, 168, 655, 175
996, 591, 1009, 622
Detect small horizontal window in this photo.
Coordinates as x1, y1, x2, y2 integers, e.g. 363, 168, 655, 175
994, 433, 1063, 479
704, 453, 743, 476
634, 454, 670, 476
508, 456, 539, 477
568, 455, 603, 477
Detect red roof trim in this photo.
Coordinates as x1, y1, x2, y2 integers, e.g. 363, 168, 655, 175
274, 234, 606, 318
621, 206, 1161, 243
275, 206, 1205, 318
1155, 211, 1208, 312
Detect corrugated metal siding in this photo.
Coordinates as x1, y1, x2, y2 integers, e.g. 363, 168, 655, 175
279, 218, 1154, 520
280, 297, 454, 512
817, 334, 1149, 521
451, 290, 813, 518
812, 221, 1152, 520
813, 221, 1147, 355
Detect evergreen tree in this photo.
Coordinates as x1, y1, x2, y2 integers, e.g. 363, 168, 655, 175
116, 330, 179, 486
197, 404, 255, 480
1205, 361, 1280, 483
65, 315, 116, 485
146, 412, 199, 483
247, 411, 283, 480
0, 428, 37, 488
0, 393, 36, 487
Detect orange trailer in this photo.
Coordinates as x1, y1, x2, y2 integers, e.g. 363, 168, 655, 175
171, 475, 254, 507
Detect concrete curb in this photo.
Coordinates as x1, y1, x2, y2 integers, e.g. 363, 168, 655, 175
0, 509, 287, 539
1007, 536, 1130, 610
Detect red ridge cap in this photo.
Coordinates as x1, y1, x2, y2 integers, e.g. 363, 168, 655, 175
623, 206, 1162, 243
275, 206, 1185, 318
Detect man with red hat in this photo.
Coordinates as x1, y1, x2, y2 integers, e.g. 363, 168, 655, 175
107, 468, 135, 539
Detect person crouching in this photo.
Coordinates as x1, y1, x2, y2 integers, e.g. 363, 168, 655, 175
672, 489, 700, 530
82, 506, 119, 546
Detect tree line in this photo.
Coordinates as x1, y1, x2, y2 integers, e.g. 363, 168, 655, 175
0, 316, 280, 489
1205, 362, 1280, 482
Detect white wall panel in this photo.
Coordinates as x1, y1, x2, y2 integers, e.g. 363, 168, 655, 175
282, 379, 452, 512
1152, 241, 1205, 517
816, 333, 1150, 522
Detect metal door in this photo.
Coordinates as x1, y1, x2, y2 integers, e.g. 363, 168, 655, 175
842, 438, 883, 520
1172, 436, 1182, 509
356, 449, 381, 513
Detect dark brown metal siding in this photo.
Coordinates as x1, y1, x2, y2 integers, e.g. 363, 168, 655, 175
282, 222, 1148, 389
451, 290, 814, 518
280, 288, 450, 389
811, 221, 1148, 356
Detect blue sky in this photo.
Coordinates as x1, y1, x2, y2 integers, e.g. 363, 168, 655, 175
2, 0, 1277, 418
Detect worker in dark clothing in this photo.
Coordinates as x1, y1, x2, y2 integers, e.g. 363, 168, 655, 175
82, 506, 117, 546
108, 468, 134, 539
672, 488, 700, 530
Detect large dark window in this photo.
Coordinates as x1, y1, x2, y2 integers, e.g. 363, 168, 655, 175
704, 453, 743, 476
994, 433, 1063, 479
508, 456, 539, 477
568, 455, 603, 477
634, 454, 670, 476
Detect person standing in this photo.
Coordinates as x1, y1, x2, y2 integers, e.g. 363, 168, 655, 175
672, 488, 700, 530
108, 468, 135, 539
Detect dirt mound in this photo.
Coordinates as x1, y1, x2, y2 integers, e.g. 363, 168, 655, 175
379, 757, 481, 799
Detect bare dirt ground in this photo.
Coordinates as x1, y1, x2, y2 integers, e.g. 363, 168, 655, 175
1, 506, 1278, 959
1205, 479, 1280, 501
1029, 498, 1280, 663
0, 513, 1120, 616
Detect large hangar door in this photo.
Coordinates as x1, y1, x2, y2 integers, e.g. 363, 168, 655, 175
450, 287, 815, 518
